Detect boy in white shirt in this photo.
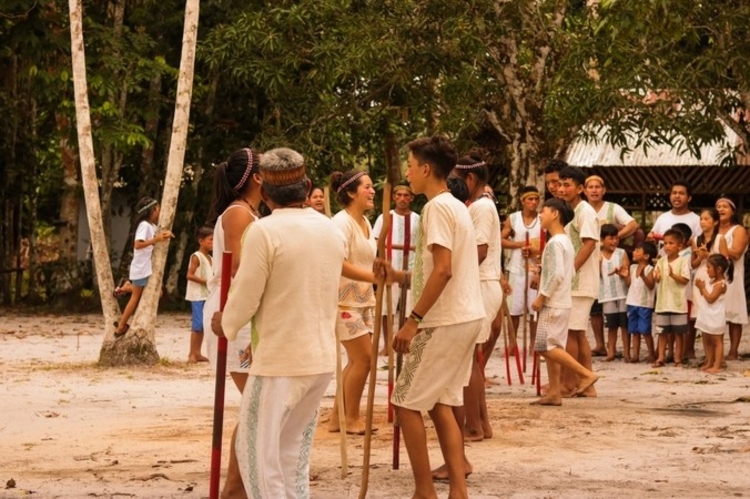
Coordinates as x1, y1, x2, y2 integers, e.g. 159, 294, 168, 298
381, 135, 485, 499
531, 198, 598, 406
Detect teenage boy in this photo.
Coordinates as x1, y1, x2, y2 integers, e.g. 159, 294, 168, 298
381, 134, 485, 499
556, 164, 600, 397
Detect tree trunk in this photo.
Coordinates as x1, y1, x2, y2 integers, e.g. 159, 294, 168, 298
164, 71, 216, 298
68, 0, 128, 355
126, 0, 200, 360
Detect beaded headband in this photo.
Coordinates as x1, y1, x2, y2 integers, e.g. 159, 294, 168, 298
261, 164, 307, 186
716, 197, 737, 211
454, 161, 486, 170
137, 199, 157, 214
336, 171, 366, 194
233, 148, 254, 192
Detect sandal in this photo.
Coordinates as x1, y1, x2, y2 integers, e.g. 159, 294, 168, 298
114, 323, 130, 338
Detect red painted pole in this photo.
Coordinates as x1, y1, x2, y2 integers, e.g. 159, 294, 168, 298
209, 251, 233, 499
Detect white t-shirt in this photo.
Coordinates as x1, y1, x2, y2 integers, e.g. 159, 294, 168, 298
654, 255, 691, 313
412, 192, 485, 328
565, 201, 600, 298
469, 196, 503, 281
129, 221, 157, 280
221, 208, 346, 377
599, 248, 628, 303
539, 233, 574, 309
373, 210, 419, 272
595, 201, 635, 227
626, 264, 655, 308
650, 210, 702, 241
333, 210, 377, 308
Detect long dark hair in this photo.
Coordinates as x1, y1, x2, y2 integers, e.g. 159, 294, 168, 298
207, 148, 260, 225
134, 196, 158, 227
697, 208, 719, 252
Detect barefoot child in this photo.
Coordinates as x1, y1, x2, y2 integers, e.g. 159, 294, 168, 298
383, 135, 485, 499
531, 198, 598, 406
695, 254, 732, 373
599, 223, 630, 361
114, 197, 174, 337
691, 209, 727, 362
651, 228, 690, 367
185, 225, 213, 363
625, 241, 657, 362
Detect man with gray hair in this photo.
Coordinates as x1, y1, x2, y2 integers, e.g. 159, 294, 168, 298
212, 147, 346, 498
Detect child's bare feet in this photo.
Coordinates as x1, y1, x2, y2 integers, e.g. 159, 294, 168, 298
575, 374, 599, 397
530, 395, 562, 406
705, 367, 723, 374
431, 462, 472, 481
604, 356, 615, 362
629, 357, 640, 363
464, 428, 484, 442
651, 359, 665, 368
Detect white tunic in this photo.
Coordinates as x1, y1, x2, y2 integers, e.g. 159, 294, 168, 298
723, 225, 748, 324
695, 280, 727, 335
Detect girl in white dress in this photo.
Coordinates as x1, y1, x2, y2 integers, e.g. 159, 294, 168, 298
691, 208, 727, 359
695, 254, 731, 373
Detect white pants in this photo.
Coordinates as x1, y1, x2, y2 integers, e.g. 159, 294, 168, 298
236, 373, 332, 499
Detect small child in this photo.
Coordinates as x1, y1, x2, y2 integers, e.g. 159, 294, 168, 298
691, 208, 727, 359
531, 198, 598, 406
114, 197, 174, 337
625, 241, 657, 362
673, 222, 696, 361
695, 254, 732, 374
185, 225, 214, 363
651, 228, 691, 367
599, 224, 630, 361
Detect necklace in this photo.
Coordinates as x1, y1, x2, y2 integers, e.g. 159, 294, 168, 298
522, 213, 538, 230
239, 197, 261, 217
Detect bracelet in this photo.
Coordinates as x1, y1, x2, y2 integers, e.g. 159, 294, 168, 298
409, 310, 424, 323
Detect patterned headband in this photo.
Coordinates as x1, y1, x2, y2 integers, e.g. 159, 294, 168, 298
716, 197, 737, 211
454, 161, 486, 170
336, 171, 366, 194
520, 191, 540, 201
233, 148, 254, 192
137, 200, 157, 214
262, 165, 307, 186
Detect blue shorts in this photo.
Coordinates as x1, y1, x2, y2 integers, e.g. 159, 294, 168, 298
190, 301, 205, 332
627, 305, 653, 334
131, 276, 149, 287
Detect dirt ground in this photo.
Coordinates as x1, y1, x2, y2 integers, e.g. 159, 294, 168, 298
1, 312, 749, 499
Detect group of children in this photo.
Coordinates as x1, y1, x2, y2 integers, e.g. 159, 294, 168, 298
597, 215, 732, 373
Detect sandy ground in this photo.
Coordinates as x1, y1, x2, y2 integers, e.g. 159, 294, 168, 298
1, 312, 749, 499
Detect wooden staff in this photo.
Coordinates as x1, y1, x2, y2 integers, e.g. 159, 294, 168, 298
324, 187, 348, 478
502, 303, 512, 385
522, 231, 530, 372
503, 300, 525, 385
209, 251, 233, 499
392, 209, 411, 470
360, 138, 400, 499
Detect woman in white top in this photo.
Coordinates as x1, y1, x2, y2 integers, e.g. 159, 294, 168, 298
716, 197, 748, 360
202, 147, 262, 499
328, 169, 379, 435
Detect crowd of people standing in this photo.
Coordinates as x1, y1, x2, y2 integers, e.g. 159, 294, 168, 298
118, 135, 747, 499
